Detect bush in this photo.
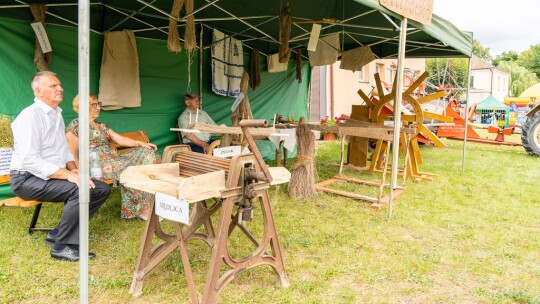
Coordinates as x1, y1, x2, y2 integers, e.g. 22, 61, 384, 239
0, 114, 13, 147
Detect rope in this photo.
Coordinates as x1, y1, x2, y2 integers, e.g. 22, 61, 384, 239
186, 49, 196, 93
294, 155, 313, 163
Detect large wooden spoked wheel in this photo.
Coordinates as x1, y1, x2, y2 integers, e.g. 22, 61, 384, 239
357, 71, 448, 181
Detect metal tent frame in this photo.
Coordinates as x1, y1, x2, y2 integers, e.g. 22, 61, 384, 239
1, 0, 472, 58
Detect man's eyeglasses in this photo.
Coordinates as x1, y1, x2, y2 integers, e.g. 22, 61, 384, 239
90, 102, 102, 108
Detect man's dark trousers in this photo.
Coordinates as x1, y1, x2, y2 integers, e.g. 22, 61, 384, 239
10, 171, 110, 245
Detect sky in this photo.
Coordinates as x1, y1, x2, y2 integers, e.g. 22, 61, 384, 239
433, 0, 540, 57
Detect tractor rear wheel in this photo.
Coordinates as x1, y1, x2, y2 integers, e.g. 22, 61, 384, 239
521, 110, 540, 156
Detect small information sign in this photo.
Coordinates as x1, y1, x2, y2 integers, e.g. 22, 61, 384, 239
31, 22, 52, 53
213, 145, 242, 158
231, 92, 245, 112
155, 192, 190, 224
0, 148, 13, 176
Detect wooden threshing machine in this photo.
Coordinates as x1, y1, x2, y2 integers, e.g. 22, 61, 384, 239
120, 120, 289, 303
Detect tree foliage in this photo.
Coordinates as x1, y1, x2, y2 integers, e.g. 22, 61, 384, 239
425, 40, 494, 100
497, 61, 539, 96
494, 44, 540, 96
493, 51, 518, 66
425, 58, 469, 100
473, 39, 493, 62
517, 44, 540, 78
425, 41, 540, 99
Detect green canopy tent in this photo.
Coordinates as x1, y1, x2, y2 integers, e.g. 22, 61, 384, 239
0, 1, 473, 300
0, 0, 473, 153
0, 0, 472, 199
476, 95, 511, 127
0, 0, 472, 58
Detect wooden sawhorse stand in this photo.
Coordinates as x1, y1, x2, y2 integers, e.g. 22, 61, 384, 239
315, 124, 410, 208
129, 188, 288, 303
126, 120, 289, 303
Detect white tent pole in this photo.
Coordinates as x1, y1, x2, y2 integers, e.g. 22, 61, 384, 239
462, 37, 474, 173
199, 25, 203, 104
78, 0, 90, 303
380, 11, 400, 29
388, 17, 407, 219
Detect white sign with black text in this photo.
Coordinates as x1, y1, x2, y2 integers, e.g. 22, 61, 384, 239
231, 92, 245, 112
30, 22, 52, 53
0, 148, 13, 176
213, 145, 241, 158
213, 145, 251, 158
155, 192, 190, 224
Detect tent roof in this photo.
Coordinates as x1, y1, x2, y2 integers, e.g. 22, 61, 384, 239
519, 83, 540, 99
0, 0, 472, 59
477, 95, 508, 109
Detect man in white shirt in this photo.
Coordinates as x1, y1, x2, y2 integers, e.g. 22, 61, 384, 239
177, 93, 217, 153
10, 71, 110, 262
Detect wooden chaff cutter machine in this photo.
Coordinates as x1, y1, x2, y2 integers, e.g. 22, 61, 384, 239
120, 119, 290, 303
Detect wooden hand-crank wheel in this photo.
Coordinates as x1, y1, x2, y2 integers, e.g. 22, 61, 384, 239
357, 71, 449, 181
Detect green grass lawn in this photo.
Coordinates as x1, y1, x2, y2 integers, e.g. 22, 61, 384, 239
1, 134, 540, 303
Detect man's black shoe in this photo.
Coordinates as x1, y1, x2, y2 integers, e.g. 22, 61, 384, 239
51, 245, 79, 262
51, 245, 96, 262
44, 231, 56, 247
72, 246, 97, 259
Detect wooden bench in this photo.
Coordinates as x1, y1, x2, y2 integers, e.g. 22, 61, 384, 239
0, 130, 151, 234
111, 130, 150, 155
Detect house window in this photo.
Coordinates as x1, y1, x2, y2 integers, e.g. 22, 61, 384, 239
358, 66, 365, 82
403, 68, 412, 87
387, 68, 395, 84
470, 76, 474, 88
375, 63, 384, 80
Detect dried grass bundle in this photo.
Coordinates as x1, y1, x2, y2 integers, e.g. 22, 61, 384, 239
230, 72, 254, 145
30, 3, 52, 71
184, 0, 196, 51
0, 114, 14, 147
249, 48, 261, 90
295, 49, 302, 83
288, 117, 317, 199
167, 0, 185, 52
278, 3, 291, 63
231, 72, 254, 126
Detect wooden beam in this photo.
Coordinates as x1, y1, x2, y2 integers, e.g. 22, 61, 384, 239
423, 111, 454, 123
172, 123, 277, 137
417, 91, 447, 104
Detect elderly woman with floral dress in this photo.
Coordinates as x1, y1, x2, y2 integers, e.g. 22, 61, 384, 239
66, 93, 159, 220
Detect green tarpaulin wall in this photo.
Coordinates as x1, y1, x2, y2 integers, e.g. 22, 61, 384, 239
0, 184, 11, 201
0, 17, 311, 199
